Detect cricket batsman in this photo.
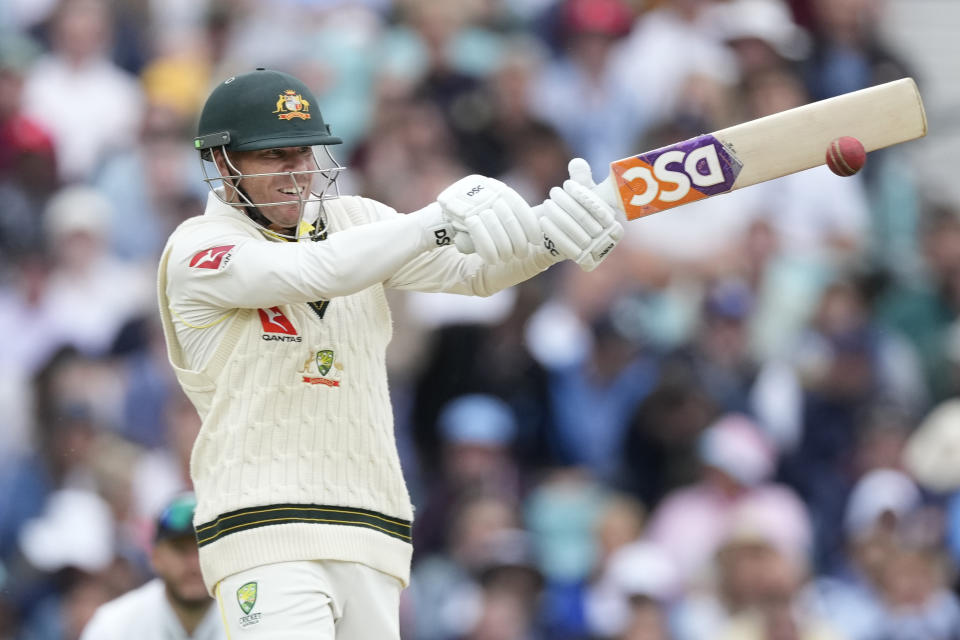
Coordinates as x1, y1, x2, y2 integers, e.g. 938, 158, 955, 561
157, 68, 622, 638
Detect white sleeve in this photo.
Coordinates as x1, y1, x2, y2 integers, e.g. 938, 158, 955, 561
386, 243, 560, 296
168, 213, 439, 309
358, 199, 562, 296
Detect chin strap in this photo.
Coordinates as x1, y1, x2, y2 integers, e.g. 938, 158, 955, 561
235, 184, 288, 233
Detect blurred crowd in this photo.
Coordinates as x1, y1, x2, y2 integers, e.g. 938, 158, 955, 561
0, 0, 958, 639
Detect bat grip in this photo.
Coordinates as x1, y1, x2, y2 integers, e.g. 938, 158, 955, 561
593, 175, 623, 215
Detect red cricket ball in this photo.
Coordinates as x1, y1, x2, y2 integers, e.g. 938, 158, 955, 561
826, 136, 866, 177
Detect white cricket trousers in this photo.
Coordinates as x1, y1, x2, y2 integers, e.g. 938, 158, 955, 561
214, 560, 402, 639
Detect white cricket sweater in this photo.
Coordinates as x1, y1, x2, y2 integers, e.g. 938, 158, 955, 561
157, 191, 558, 593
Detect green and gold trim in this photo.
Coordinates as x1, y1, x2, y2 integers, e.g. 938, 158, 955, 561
196, 503, 412, 547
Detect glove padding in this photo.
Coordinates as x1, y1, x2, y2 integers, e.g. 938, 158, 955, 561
437, 175, 540, 263
539, 158, 623, 271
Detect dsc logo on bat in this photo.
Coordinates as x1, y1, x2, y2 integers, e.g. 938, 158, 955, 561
611, 134, 743, 220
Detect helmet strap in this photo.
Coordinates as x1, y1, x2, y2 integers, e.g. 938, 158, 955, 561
235, 183, 295, 236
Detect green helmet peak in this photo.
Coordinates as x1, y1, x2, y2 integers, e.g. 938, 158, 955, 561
195, 68, 342, 155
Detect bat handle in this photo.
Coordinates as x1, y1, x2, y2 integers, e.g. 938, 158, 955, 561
593, 174, 624, 216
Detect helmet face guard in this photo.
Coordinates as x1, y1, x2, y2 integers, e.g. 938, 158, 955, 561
195, 69, 345, 241
198, 143, 345, 241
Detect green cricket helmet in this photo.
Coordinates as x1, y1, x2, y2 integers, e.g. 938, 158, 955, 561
195, 68, 341, 154
195, 68, 343, 239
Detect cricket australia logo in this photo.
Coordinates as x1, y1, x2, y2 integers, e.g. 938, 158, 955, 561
298, 349, 343, 387
273, 90, 311, 121
237, 581, 262, 627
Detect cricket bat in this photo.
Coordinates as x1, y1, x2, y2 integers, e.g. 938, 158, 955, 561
594, 77, 928, 220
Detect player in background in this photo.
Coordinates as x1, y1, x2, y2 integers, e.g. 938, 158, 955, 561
80, 493, 226, 640
157, 68, 621, 638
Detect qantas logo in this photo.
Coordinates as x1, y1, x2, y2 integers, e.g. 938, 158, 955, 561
258, 307, 300, 341
189, 245, 235, 269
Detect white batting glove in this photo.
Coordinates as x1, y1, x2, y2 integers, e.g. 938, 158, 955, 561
437, 175, 540, 263
539, 158, 623, 271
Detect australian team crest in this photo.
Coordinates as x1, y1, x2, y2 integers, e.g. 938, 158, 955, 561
298, 348, 343, 387
316, 349, 334, 376
274, 90, 311, 120
237, 581, 258, 615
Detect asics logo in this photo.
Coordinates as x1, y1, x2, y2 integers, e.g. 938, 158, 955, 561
189, 245, 235, 269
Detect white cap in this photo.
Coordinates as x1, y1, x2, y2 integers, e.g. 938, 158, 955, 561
586, 541, 679, 637
698, 413, 776, 486
44, 186, 112, 240
844, 468, 921, 538
711, 0, 810, 60
904, 399, 960, 492
606, 540, 680, 601
19, 488, 115, 572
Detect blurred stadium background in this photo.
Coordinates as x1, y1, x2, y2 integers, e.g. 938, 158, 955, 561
1, 0, 960, 638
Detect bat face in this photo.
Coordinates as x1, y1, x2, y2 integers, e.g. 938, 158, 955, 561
611, 134, 745, 220
600, 78, 926, 222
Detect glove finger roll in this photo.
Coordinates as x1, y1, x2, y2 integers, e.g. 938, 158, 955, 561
497, 182, 541, 244
544, 198, 593, 248
563, 179, 615, 227
465, 212, 499, 263
481, 208, 513, 260
492, 200, 529, 258
549, 186, 604, 236
540, 215, 583, 260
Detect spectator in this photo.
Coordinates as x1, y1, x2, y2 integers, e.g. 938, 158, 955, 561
710, 0, 811, 75
406, 493, 521, 640
462, 529, 546, 640
663, 278, 791, 421
94, 102, 207, 262
645, 413, 811, 586
80, 492, 225, 639
412, 394, 522, 556
716, 547, 842, 640
530, 0, 645, 173
615, 375, 716, 509
0, 33, 56, 267
803, 0, 913, 101
586, 540, 679, 639
675, 507, 835, 640
545, 305, 660, 479
39, 186, 154, 357
781, 277, 925, 571
803, 468, 924, 640
877, 544, 960, 640
22, 0, 144, 183
878, 203, 960, 401
608, 0, 737, 127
